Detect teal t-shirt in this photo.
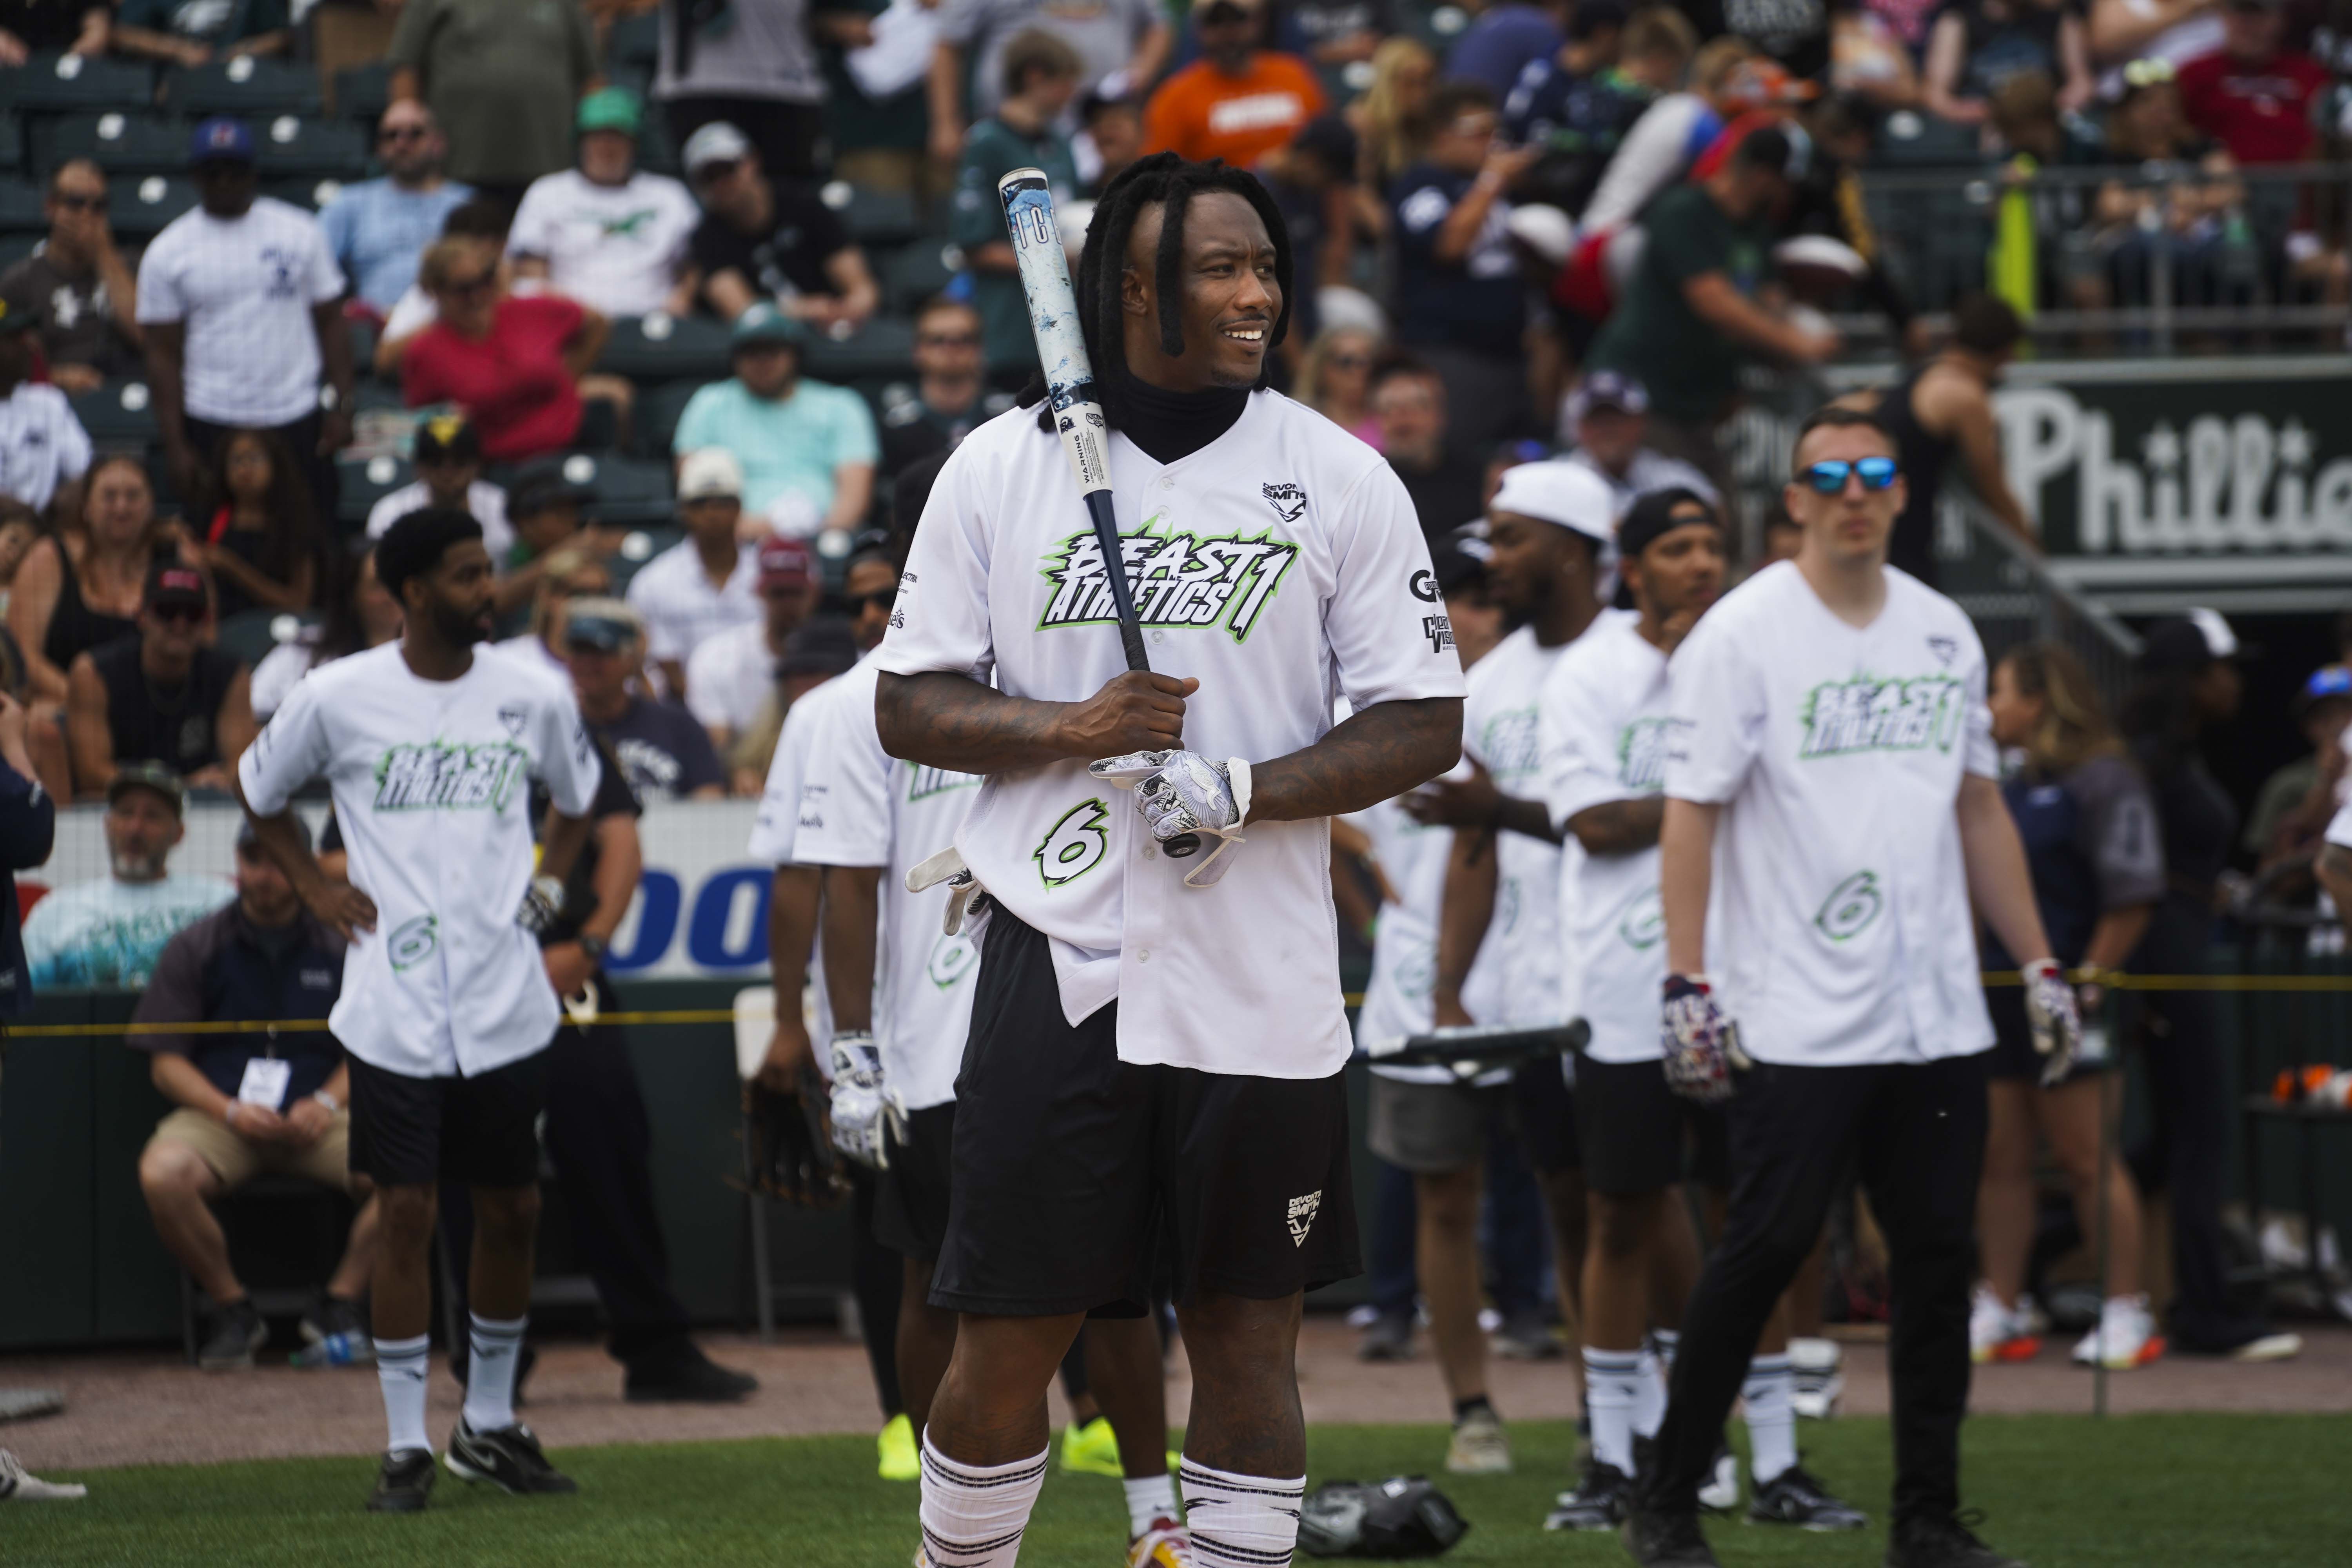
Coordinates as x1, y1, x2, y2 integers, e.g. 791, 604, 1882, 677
951, 117, 1080, 373
673, 376, 881, 521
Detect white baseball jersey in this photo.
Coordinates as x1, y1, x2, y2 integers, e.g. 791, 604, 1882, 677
1663, 563, 1999, 1067
1539, 612, 1674, 1063
237, 643, 602, 1078
793, 659, 982, 1112
1349, 795, 1506, 1086
0, 380, 92, 513
135, 198, 344, 427
626, 538, 763, 668
506, 169, 699, 320
746, 668, 853, 1062
876, 391, 1465, 1079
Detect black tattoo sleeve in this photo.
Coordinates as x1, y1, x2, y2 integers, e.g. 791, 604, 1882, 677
875, 671, 1071, 773
1567, 796, 1667, 857
1248, 697, 1463, 824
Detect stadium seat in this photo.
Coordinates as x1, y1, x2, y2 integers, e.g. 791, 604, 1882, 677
0, 234, 39, 273
1869, 109, 1982, 168
254, 116, 368, 178
0, 53, 156, 116
637, 379, 702, 460
595, 312, 732, 381
607, 524, 682, 595
881, 241, 962, 312
0, 118, 20, 172
264, 175, 350, 213
0, 178, 44, 236
214, 608, 305, 668
820, 182, 921, 246
803, 315, 918, 383
332, 61, 391, 124
607, 9, 662, 69
107, 175, 198, 240
336, 449, 413, 527
36, 111, 189, 177
564, 453, 676, 527
166, 58, 325, 119
69, 381, 161, 446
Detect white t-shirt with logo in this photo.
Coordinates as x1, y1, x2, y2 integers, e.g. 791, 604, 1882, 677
1349, 794, 1507, 1086
506, 169, 699, 320
792, 659, 982, 1112
1663, 563, 1999, 1068
238, 642, 602, 1078
876, 391, 1465, 1079
746, 667, 853, 1063
0, 381, 92, 513
136, 198, 344, 427
1539, 612, 1675, 1063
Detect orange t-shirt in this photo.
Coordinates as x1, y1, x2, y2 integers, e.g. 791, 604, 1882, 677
1142, 53, 1327, 168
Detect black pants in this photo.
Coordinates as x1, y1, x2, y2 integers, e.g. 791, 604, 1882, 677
662, 96, 826, 181
1647, 1053, 1988, 1526
849, 1165, 905, 1420
185, 411, 338, 537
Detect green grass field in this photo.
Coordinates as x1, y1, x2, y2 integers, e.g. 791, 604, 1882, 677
7, 1414, 2346, 1567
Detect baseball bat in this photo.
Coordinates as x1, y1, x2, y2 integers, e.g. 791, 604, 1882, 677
998, 167, 1201, 858
1374, 1020, 1592, 1073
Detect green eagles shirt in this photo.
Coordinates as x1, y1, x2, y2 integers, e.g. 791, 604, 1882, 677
1585, 183, 1775, 426
951, 117, 1080, 373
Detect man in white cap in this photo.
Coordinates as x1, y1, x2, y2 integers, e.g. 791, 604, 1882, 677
1558, 371, 1719, 519
1402, 458, 1625, 1474
625, 446, 763, 699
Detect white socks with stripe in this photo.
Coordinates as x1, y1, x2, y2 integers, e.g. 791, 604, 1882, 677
375, 1333, 431, 1454
1633, 1346, 1668, 1441
1181, 1457, 1305, 1568
461, 1313, 527, 1434
920, 1434, 1049, 1567
1123, 1472, 1179, 1538
1742, 1353, 1796, 1485
1580, 1347, 1644, 1474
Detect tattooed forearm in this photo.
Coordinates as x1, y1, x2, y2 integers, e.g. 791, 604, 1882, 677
876, 671, 1073, 773
1568, 796, 1666, 857
1247, 697, 1462, 824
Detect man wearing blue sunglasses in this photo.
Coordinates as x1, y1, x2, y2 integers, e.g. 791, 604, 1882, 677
1625, 406, 2080, 1568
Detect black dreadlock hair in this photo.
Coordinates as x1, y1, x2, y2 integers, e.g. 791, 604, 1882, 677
1024, 152, 1293, 433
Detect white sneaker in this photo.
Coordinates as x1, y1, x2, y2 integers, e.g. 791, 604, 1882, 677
2228, 1332, 2304, 1363
1788, 1337, 1843, 1420
0, 1450, 85, 1501
1697, 1444, 1740, 1512
1444, 1407, 1512, 1475
2071, 1294, 2164, 1370
1970, 1286, 2039, 1364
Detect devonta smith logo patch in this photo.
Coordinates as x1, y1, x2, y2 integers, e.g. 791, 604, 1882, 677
1261, 482, 1308, 522
1038, 521, 1298, 642
1287, 1190, 1322, 1247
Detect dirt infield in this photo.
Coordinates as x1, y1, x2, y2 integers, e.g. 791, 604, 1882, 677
4, 1317, 2346, 1473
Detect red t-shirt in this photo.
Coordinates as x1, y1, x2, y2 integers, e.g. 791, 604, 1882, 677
401, 295, 586, 462
2177, 48, 2329, 165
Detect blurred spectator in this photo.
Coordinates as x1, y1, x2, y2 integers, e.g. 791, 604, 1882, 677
2084, 62, 2242, 310
1355, 36, 1439, 183
1297, 324, 1385, 447
401, 235, 615, 463
1583, 127, 1832, 504
113, 0, 290, 67
1760, 498, 1803, 562
495, 460, 624, 621
23, 764, 234, 987
629, 448, 764, 695
686, 535, 816, 756
390, 0, 600, 213
561, 598, 725, 799
727, 610, 862, 791
319, 101, 475, 317
686, 125, 881, 330
1292, 0, 1392, 65
0, 1, 107, 62
2087, 0, 2225, 87
11, 455, 171, 705
2176, 0, 2327, 166
1391, 82, 1537, 451
0, 688, 51, 1030
370, 198, 513, 377
1833, 0, 1927, 103
1252, 115, 1361, 344
0, 159, 144, 394
137, 119, 353, 519
364, 414, 511, 557
250, 546, 402, 723
132, 819, 372, 1372
1448, 0, 1571, 99
496, 544, 615, 683
953, 32, 1084, 372
2247, 664, 2352, 871
1782, 94, 1920, 348
823, 0, 941, 201
1924, 0, 2096, 123
1079, 88, 1148, 191
193, 428, 318, 619
510, 90, 703, 321
0, 285, 93, 521
1575, 36, 1757, 239
1374, 357, 1487, 539
1143, 0, 1326, 167
927, 0, 1171, 166
878, 298, 1006, 479
1556, 371, 1717, 513
672, 305, 878, 534
0, 499, 38, 613
658, 0, 839, 183
65, 563, 254, 798
1702, 0, 1834, 81
1504, 2, 1674, 218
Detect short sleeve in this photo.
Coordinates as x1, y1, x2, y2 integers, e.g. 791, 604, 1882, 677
1661, 612, 1764, 804
1960, 632, 1998, 780
506, 180, 559, 259
302, 215, 345, 303
318, 194, 356, 270
1541, 655, 1639, 830
747, 695, 821, 864
1392, 182, 1453, 257
238, 671, 335, 815
2072, 756, 2165, 910
667, 708, 727, 795
830, 390, 880, 467
672, 384, 722, 457
871, 443, 998, 683
794, 683, 894, 867
533, 680, 603, 818
133, 234, 184, 325
935, 0, 984, 49
1323, 460, 1469, 711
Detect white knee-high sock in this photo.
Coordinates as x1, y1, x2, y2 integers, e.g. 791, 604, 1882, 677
1123, 1472, 1179, 1537
461, 1313, 526, 1434
1742, 1353, 1796, 1485
1632, 1346, 1669, 1439
1181, 1456, 1305, 1567
375, 1334, 430, 1454
920, 1433, 1049, 1567
1581, 1347, 1644, 1474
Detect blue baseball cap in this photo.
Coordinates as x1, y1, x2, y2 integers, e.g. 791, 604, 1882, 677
2294, 663, 2352, 717
191, 116, 257, 165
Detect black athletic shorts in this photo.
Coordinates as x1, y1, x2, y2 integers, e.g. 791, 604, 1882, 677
1572, 1052, 1731, 1195
1510, 1054, 1581, 1173
933, 911, 1361, 1317
1984, 984, 2111, 1084
347, 1049, 550, 1189
875, 1100, 957, 1264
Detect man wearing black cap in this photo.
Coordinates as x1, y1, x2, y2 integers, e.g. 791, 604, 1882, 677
1558, 371, 1718, 518
0, 282, 93, 522
64, 563, 255, 800
24, 763, 234, 989
237, 506, 603, 1511
561, 598, 726, 800
366, 413, 511, 558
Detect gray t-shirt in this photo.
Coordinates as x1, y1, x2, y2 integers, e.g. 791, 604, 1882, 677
938, 0, 1158, 117
655, 0, 825, 106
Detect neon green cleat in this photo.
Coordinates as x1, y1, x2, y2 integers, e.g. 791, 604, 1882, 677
878, 1413, 919, 1482
1058, 1416, 1124, 1477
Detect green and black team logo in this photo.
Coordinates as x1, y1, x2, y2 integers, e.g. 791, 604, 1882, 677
373, 742, 530, 811
1037, 518, 1298, 643
387, 914, 440, 971
1814, 871, 1884, 942
1798, 675, 1967, 760
1617, 718, 1674, 791
906, 764, 981, 803
1617, 887, 1664, 951
1036, 798, 1111, 888
928, 931, 979, 989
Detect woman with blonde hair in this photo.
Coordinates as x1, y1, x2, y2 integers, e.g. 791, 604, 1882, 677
1354, 36, 1438, 185
1296, 325, 1385, 448
1972, 640, 2163, 1370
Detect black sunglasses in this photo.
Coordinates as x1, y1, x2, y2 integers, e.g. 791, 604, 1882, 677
379, 124, 430, 143
150, 603, 206, 625
52, 193, 103, 212
846, 588, 896, 613
693, 158, 744, 186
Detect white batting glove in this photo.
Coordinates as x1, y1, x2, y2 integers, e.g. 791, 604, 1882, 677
517, 875, 565, 936
1661, 973, 1749, 1104
826, 1031, 890, 1170
2021, 958, 2083, 1088
1089, 750, 1253, 887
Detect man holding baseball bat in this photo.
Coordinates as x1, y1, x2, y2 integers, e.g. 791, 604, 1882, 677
874, 151, 1463, 1568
